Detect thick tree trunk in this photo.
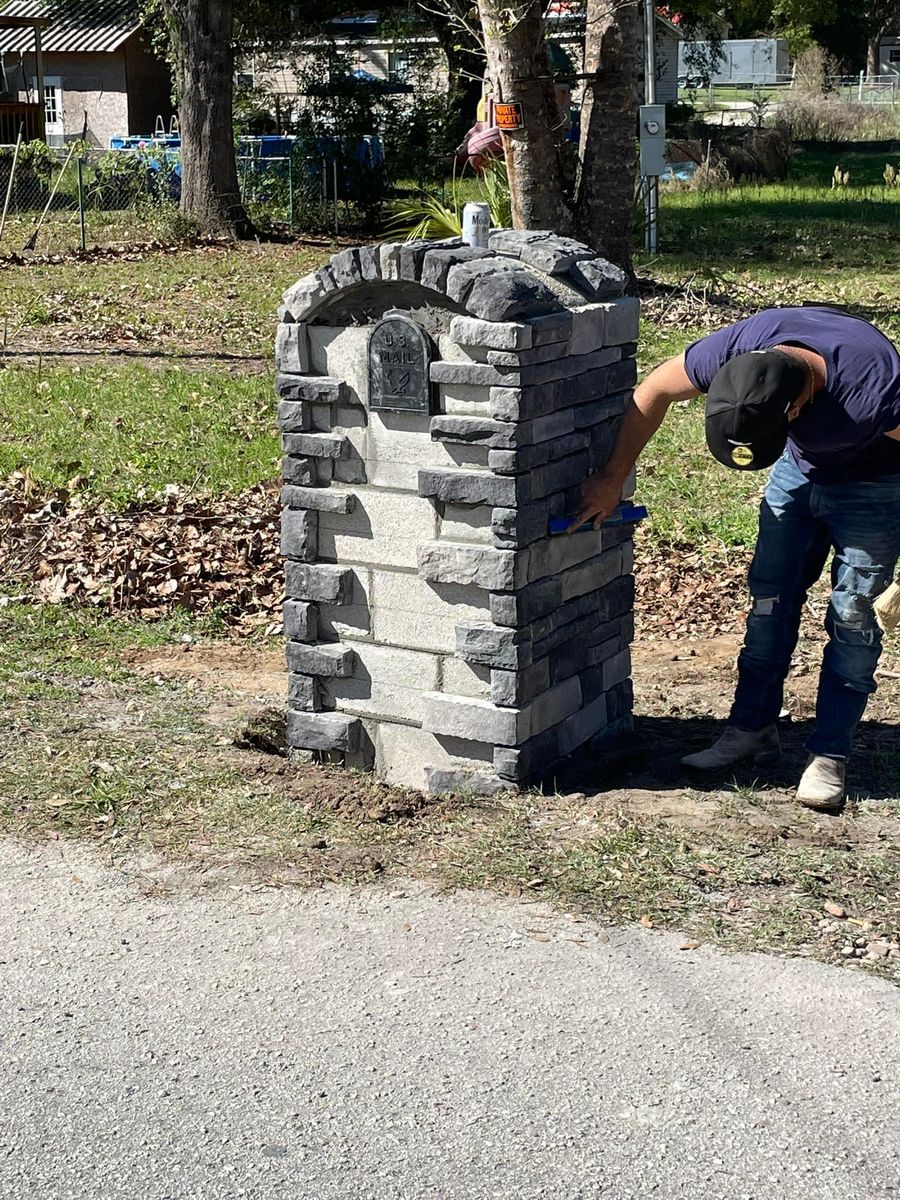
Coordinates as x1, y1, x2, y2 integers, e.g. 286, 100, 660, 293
167, 0, 254, 238
575, 0, 640, 278
477, 0, 573, 232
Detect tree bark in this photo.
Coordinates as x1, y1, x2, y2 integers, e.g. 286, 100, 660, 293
575, 0, 640, 280
166, 0, 254, 238
866, 30, 883, 77
477, 0, 573, 232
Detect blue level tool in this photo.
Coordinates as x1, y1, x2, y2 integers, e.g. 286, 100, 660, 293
547, 503, 648, 536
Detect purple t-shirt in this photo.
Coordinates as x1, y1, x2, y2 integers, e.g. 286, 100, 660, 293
684, 307, 900, 482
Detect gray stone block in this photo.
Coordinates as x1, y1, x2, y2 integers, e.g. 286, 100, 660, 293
275, 322, 309, 373
283, 432, 348, 460
357, 243, 382, 281
606, 678, 634, 723
286, 640, 356, 678
489, 230, 597, 276
421, 246, 492, 292
281, 270, 335, 321
568, 257, 628, 300
429, 361, 515, 388
379, 242, 404, 281
606, 357, 638, 393
399, 239, 434, 282
466, 268, 561, 323
417, 541, 517, 591
418, 468, 516, 507
489, 387, 526, 422
282, 455, 316, 486
282, 485, 357, 514
277, 400, 310, 433
283, 600, 317, 642
448, 316, 532, 351
486, 342, 570, 368
425, 766, 511, 796
329, 247, 362, 289
288, 672, 319, 711
276, 375, 347, 405
572, 395, 629, 430
282, 506, 321, 561
515, 345, 621, 389
445, 258, 521, 307
526, 311, 574, 345
491, 503, 548, 549
556, 694, 608, 757
488, 430, 591, 476
490, 658, 550, 707
455, 623, 532, 670
284, 562, 354, 604
280, 508, 317, 562
521, 449, 591, 502
430, 415, 517, 449
493, 728, 558, 781
490, 576, 561, 627
287, 710, 361, 753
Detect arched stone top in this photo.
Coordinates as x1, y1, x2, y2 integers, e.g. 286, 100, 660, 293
280, 232, 628, 327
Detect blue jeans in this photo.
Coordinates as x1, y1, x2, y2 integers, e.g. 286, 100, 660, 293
730, 451, 900, 758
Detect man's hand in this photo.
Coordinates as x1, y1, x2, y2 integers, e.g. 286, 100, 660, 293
570, 472, 623, 531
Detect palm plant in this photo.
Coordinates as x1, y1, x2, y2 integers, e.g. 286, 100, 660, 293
387, 155, 511, 240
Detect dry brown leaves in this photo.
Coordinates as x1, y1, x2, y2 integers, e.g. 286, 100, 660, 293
635, 541, 751, 640
1, 473, 750, 638
0, 473, 282, 628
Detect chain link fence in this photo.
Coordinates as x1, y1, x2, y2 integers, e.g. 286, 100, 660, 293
0, 142, 374, 257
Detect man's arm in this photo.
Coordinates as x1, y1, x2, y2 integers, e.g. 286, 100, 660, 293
571, 353, 699, 529
886, 425, 900, 442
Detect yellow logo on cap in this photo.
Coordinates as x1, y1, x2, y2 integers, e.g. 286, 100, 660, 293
731, 445, 754, 467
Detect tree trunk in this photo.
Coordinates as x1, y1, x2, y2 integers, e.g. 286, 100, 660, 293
866, 31, 882, 78
575, 0, 640, 279
477, 0, 573, 232
166, 0, 254, 238
426, 12, 485, 154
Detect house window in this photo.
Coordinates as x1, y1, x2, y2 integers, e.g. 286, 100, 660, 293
890, 49, 900, 63
388, 50, 411, 83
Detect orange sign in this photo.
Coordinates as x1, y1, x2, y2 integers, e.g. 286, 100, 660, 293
495, 102, 524, 131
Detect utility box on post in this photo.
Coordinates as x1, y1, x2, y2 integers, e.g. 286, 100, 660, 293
639, 104, 667, 177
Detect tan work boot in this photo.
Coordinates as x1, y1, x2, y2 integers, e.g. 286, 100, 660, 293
680, 724, 780, 770
796, 754, 846, 811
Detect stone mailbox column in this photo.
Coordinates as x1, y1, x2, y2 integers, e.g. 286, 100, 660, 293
277, 232, 639, 793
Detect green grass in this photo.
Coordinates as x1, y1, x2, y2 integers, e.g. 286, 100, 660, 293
0, 363, 280, 506
0, 240, 330, 358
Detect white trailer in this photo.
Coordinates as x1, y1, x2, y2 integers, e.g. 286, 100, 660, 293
678, 37, 790, 87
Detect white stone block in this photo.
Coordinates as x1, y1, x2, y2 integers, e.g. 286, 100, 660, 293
323, 643, 441, 722
441, 656, 491, 698
365, 721, 493, 791
439, 502, 494, 545
439, 382, 493, 416
318, 567, 489, 654
317, 490, 438, 570
436, 334, 489, 365
308, 326, 370, 405
275, 322, 310, 373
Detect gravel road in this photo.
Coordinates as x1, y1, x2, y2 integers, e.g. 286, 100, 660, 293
1, 839, 898, 1200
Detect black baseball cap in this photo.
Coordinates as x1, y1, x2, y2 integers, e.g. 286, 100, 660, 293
705, 349, 806, 471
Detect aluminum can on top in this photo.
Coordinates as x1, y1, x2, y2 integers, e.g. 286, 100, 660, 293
461, 202, 491, 248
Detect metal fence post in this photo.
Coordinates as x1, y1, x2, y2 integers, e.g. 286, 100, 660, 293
333, 159, 339, 236
858, 70, 865, 102
288, 153, 294, 228
77, 155, 86, 252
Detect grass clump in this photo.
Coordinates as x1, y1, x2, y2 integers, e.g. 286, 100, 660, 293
0, 364, 279, 506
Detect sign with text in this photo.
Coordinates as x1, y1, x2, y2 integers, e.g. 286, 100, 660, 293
368, 315, 434, 413
495, 102, 524, 131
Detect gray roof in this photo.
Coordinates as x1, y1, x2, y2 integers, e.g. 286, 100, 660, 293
0, 0, 139, 54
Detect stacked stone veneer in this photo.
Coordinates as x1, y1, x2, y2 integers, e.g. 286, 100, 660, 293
277, 230, 639, 793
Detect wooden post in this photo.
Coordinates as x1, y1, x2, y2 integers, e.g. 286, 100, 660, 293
34, 25, 46, 143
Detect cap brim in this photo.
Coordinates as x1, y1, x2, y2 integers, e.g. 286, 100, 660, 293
705, 424, 788, 472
